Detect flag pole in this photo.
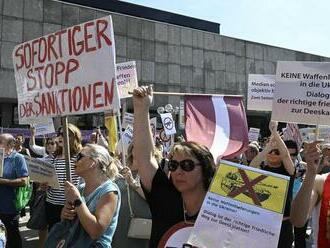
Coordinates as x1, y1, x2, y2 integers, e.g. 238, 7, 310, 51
129, 91, 243, 98
62, 116, 71, 182
117, 110, 126, 167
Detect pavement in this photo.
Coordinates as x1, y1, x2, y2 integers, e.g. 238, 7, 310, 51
19, 212, 39, 248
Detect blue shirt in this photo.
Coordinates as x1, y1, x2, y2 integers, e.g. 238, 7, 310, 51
0, 151, 28, 214
80, 180, 121, 248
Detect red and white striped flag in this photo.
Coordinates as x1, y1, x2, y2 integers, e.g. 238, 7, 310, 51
185, 95, 249, 161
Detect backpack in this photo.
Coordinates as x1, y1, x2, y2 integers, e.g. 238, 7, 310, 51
12, 153, 32, 211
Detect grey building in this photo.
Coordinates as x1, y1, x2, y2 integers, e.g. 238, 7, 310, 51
0, 0, 329, 133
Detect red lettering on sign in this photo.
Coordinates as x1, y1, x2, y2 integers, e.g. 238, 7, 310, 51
93, 81, 103, 108
104, 78, 115, 106
14, 45, 24, 70
96, 19, 112, 48
84, 21, 97, 52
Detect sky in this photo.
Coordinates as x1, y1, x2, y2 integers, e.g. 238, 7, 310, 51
123, 0, 330, 58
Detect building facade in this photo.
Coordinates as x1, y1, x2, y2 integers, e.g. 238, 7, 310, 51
0, 0, 329, 131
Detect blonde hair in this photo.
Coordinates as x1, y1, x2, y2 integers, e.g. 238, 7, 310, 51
85, 144, 120, 180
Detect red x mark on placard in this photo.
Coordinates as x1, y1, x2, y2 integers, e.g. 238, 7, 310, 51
227, 169, 267, 206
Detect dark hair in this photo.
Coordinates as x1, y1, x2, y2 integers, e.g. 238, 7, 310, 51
169, 141, 216, 190
284, 140, 298, 155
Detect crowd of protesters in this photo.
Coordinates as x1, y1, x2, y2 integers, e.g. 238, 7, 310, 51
0, 85, 329, 248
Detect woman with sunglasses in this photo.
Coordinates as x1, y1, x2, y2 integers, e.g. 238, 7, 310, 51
250, 121, 295, 248
132, 86, 216, 247
47, 144, 121, 247
42, 123, 82, 232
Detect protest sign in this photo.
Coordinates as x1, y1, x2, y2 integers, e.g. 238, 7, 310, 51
116, 61, 138, 99
150, 117, 157, 140
0, 148, 4, 177
158, 222, 194, 248
248, 127, 260, 142
26, 157, 60, 189
272, 62, 330, 125
188, 161, 289, 248
247, 74, 275, 111
122, 125, 133, 147
122, 112, 134, 129
32, 118, 55, 136
13, 15, 120, 124
160, 113, 176, 136
299, 126, 330, 143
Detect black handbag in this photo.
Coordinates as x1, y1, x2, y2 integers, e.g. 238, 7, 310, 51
27, 190, 47, 230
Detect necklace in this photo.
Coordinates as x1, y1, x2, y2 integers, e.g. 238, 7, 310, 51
182, 200, 195, 225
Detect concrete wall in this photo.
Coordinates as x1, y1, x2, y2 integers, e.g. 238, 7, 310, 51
0, 0, 329, 126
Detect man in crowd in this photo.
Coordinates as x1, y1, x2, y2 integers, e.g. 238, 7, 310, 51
0, 133, 29, 248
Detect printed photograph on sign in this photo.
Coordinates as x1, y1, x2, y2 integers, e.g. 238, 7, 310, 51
247, 74, 275, 111
272, 61, 330, 125
210, 162, 288, 214
13, 15, 120, 124
116, 61, 138, 99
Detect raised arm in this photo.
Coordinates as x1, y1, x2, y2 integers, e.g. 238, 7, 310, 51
290, 141, 322, 227
250, 139, 272, 168
270, 121, 295, 175
29, 127, 46, 156
132, 86, 158, 192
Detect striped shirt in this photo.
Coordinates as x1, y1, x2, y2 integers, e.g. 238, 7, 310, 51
45, 156, 80, 206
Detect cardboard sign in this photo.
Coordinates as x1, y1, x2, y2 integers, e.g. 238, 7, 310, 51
122, 112, 134, 130
13, 15, 120, 124
248, 128, 260, 142
160, 113, 176, 136
26, 157, 60, 189
188, 161, 289, 248
116, 61, 138, 99
272, 61, 330, 125
247, 74, 276, 111
32, 118, 55, 136
0, 148, 4, 177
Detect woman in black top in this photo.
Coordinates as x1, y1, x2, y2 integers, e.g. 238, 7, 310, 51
251, 121, 295, 248
132, 86, 216, 247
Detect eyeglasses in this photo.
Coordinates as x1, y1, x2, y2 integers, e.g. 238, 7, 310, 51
76, 153, 87, 162
168, 159, 200, 172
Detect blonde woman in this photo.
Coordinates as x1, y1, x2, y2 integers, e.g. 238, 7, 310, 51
59, 144, 121, 247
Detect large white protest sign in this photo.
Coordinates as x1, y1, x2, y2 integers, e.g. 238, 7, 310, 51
26, 157, 59, 188
13, 16, 120, 124
248, 127, 260, 142
122, 112, 134, 129
116, 61, 138, 99
0, 148, 4, 177
160, 113, 176, 136
272, 61, 330, 125
247, 74, 275, 111
188, 161, 289, 248
32, 118, 55, 136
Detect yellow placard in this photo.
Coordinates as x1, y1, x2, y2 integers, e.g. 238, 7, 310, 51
210, 162, 289, 214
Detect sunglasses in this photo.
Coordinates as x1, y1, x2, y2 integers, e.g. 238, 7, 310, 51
269, 149, 280, 155
76, 153, 87, 162
168, 159, 200, 172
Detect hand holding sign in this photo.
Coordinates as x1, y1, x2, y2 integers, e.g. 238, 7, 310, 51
133, 85, 153, 111
269, 121, 278, 134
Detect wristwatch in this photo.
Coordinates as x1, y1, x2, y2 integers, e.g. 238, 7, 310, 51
73, 198, 82, 208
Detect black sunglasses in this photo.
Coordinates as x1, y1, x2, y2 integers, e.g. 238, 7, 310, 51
168, 159, 200, 172
76, 153, 87, 162
269, 149, 280, 155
